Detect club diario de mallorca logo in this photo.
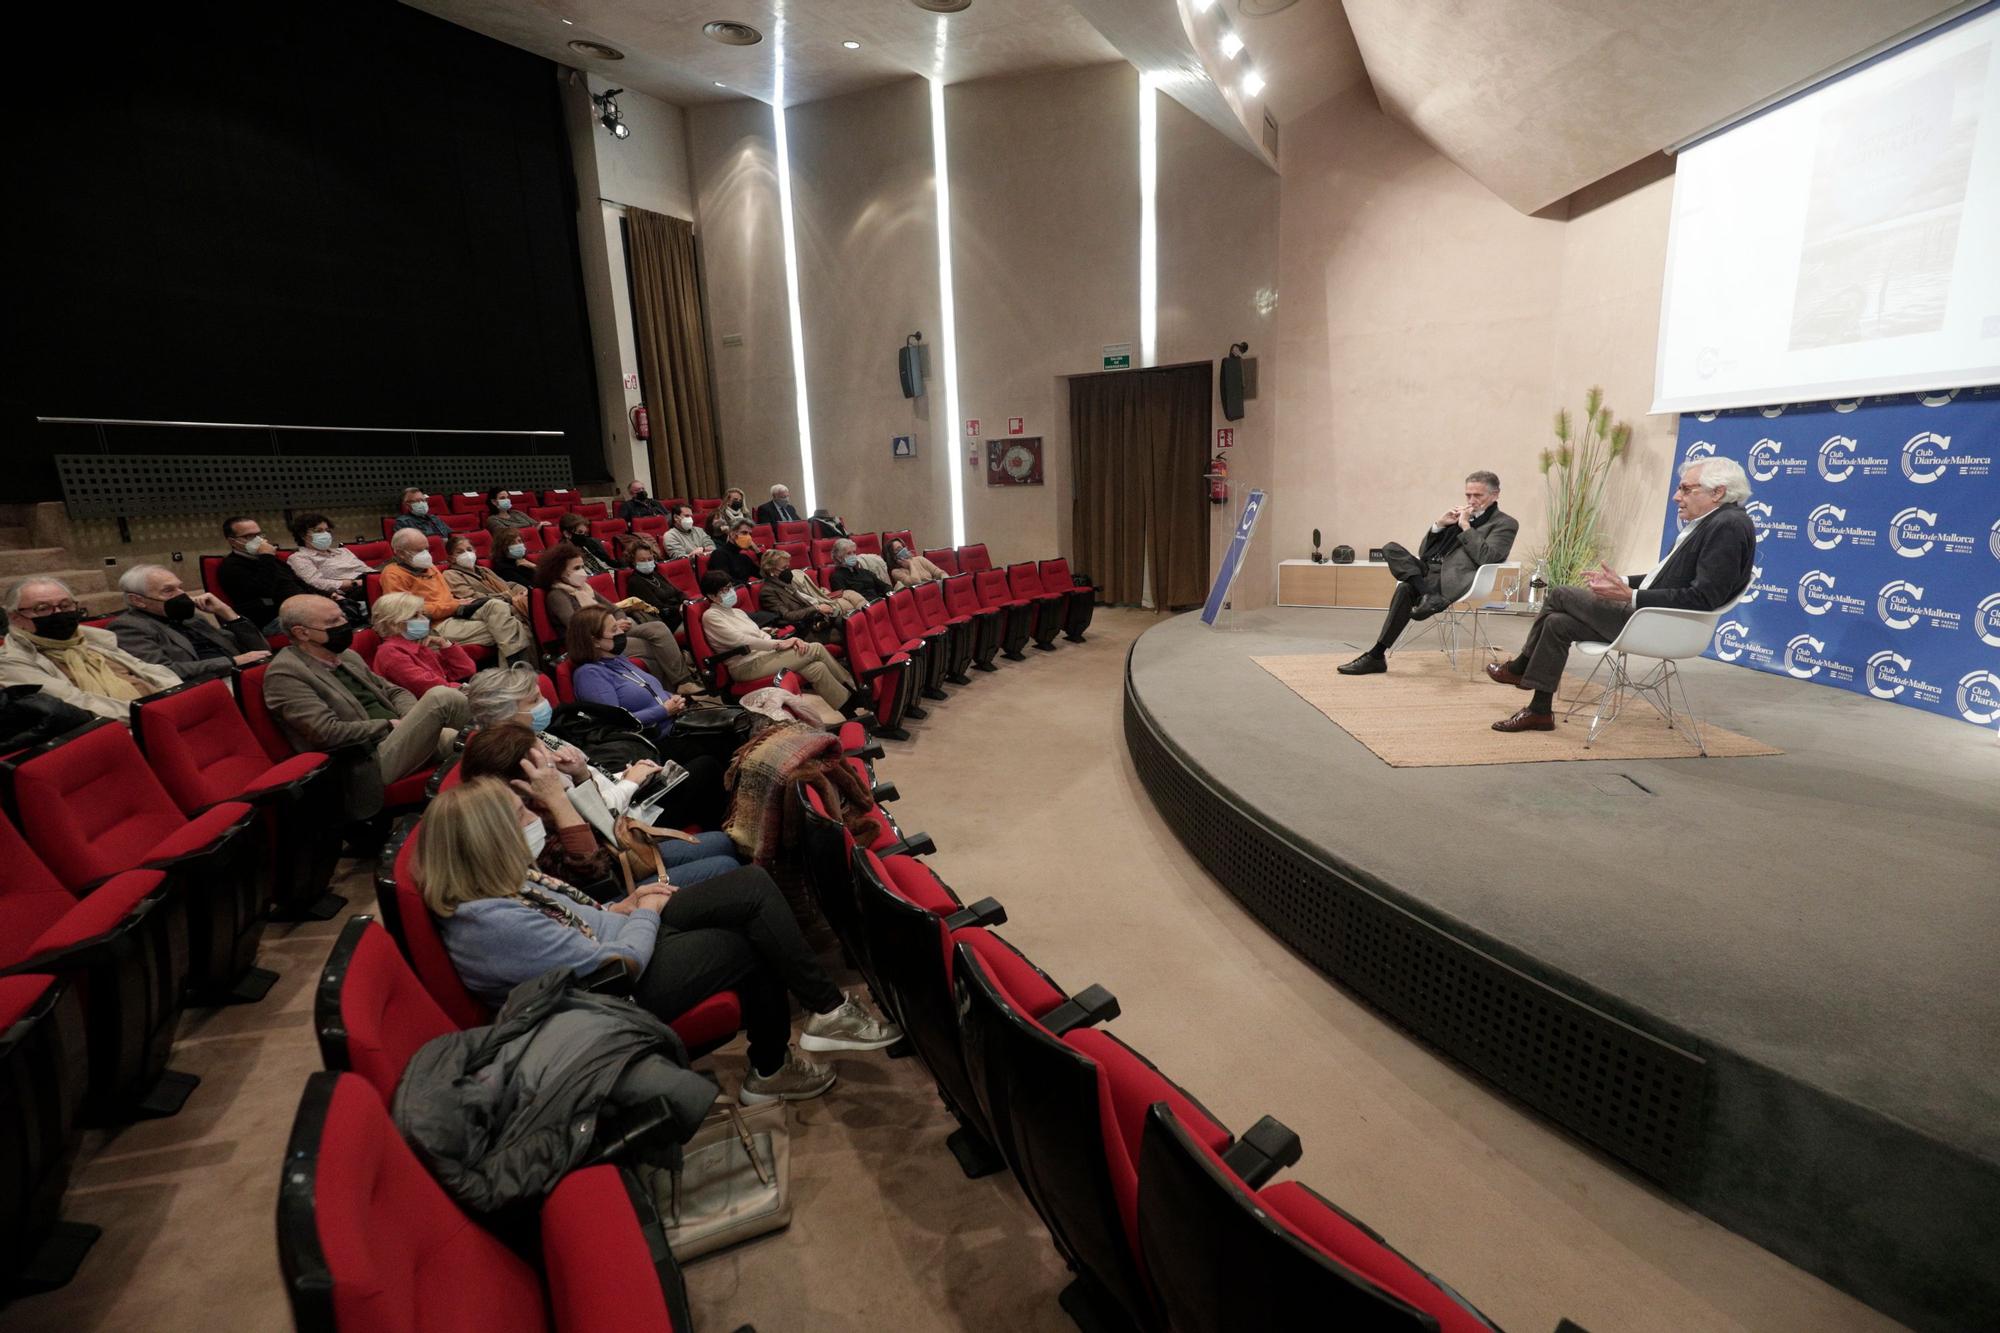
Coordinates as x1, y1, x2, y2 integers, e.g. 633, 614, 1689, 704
1744, 500, 1796, 543
1956, 669, 2000, 725
1865, 651, 1943, 704
1816, 434, 1889, 481
1889, 507, 1977, 559
1976, 592, 2000, 649
1901, 431, 1993, 483
1796, 570, 1864, 617
1748, 438, 1806, 482
1805, 503, 1878, 550
1682, 439, 1717, 464
1737, 565, 1785, 605
1712, 619, 1751, 661
1874, 579, 1963, 632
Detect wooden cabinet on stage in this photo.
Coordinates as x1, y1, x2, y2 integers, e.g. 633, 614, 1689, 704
1277, 559, 1397, 608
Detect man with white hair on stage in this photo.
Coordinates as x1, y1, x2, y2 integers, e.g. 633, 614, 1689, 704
1486, 454, 1757, 733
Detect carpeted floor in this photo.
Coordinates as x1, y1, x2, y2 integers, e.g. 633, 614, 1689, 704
4, 606, 1906, 1333
1253, 651, 1782, 765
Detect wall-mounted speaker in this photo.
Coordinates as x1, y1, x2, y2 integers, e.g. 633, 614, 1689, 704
1221, 342, 1250, 421
900, 334, 925, 399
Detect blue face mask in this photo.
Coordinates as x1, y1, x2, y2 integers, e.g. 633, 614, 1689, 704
529, 699, 554, 732
496, 497, 512, 510
507, 542, 527, 559
309, 531, 333, 550
842, 554, 859, 568
409, 500, 429, 516
635, 560, 656, 575
720, 587, 739, 608
403, 618, 430, 641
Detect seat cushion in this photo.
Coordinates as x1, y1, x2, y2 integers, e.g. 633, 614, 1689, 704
145, 801, 254, 863
1259, 1180, 1498, 1333
881, 854, 957, 915
953, 927, 1064, 1019
236, 751, 332, 799
540, 1165, 678, 1331
666, 990, 742, 1057
32, 870, 167, 955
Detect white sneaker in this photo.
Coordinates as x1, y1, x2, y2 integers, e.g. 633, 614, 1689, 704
799, 993, 903, 1053
740, 1048, 837, 1103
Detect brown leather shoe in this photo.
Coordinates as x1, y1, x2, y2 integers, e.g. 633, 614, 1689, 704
1485, 661, 1527, 687
1491, 708, 1555, 733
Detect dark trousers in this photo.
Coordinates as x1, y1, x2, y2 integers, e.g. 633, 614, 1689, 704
649, 754, 728, 831
1512, 587, 1633, 693
1368, 541, 1439, 654
634, 866, 843, 1075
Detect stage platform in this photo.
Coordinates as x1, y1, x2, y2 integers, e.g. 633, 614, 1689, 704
1123, 606, 1998, 1333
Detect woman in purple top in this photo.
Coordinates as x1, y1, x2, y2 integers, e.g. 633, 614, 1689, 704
568, 604, 690, 739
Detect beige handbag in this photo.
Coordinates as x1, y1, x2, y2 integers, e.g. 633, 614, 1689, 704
644, 1098, 792, 1260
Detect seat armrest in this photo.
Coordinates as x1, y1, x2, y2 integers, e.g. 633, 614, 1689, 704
1221, 1114, 1303, 1189
844, 740, 886, 762
878, 831, 936, 858
942, 897, 1006, 931
871, 780, 900, 804
1043, 983, 1120, 1036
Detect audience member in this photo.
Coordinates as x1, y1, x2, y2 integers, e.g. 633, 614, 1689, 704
392, 487, 453, 539
110, 563, 270, 682
884, 537, 948, 588
567, 604, 696, 744
718, 487, 751, 526
0, 676, 94, 752
755, 483, 801, 526
219, 515, 345, 632
381, 529, 535, 667
442, 533, 532, 625
459, 722, 737, 890
619, 480, 669, 522
286, 514, 372, 601
808, 508, 850, 542
485, 487, 537, 533
1, 577, 177, 721
556, 511, 616, 574
757, 548, 857, 637
617, 536, 688, 629
264, 594, 470, 823
486, 520, 536, 587
699, 571, 858, 715
536, 544, 698, 692
419, 777, 900, 1103
369, 591, 476, 696
712, 518, 765, 584
661, 503, 714, 560
829, 538, 893, 601
1486, 456, 1756, 732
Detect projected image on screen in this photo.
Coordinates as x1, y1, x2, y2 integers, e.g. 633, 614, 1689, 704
1791, 46, 1987, 351
1654, 7, 2000, 413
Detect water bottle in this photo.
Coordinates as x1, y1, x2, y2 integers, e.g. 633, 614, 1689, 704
1528, 560, 1548, 612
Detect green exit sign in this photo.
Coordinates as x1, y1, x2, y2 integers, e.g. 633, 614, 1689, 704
1102, 342, 1132, 370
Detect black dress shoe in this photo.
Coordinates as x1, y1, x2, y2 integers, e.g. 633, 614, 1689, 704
1485, 661, 1526, 687
1336, 653, 1386, 675
1491, 708, 1555, 733
1406, 594, 1450, 621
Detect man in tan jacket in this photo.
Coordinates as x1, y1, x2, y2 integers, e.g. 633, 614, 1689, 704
262, 595, 470, 821
2, 577, 178, 722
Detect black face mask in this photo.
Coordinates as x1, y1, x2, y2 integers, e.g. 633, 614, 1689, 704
631, 489, 647, 501
609, 632, 629, 658
31, 611, 84, 640
162, 593, 198, 622
777, 568, 794, 582
320, 624, 355, 655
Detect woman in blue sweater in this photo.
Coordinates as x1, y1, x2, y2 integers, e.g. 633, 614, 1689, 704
568, 604, 692, 740
421, 778, 901, 1104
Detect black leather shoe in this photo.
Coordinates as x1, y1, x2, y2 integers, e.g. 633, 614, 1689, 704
1491, 708, 1555, 733
1406, 594, 1450, 621
1336, 653, 1386, 675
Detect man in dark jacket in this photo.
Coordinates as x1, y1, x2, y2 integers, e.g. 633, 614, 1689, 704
217, 515, 350, 632
1486, 457, 1756, 732
111, 563, 270, 682
1339, 470, 1518, 674
619, 480, 670, 522
754, 484, 801, 526
827, 539, 891, 601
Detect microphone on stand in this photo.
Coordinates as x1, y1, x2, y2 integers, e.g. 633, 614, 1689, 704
1311, 528, 1324, 564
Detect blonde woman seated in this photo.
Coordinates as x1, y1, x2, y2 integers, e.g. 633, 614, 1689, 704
884, 537, 947, 588
369, 591, 476, 696
420, 777, 902, 1103
442, 533, 531, 625
757, 548, 862, 634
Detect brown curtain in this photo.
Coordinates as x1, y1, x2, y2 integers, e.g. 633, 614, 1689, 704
1070, 363, 1212, 608
626, 208, 725, 500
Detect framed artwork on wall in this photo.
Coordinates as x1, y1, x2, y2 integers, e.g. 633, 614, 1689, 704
987, 436, 1044, 486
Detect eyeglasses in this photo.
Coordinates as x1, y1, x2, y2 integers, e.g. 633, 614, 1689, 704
17, 599, 82, 617
1674, 482, 1714, 495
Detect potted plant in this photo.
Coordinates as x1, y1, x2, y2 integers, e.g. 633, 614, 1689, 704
1537, 386, 1632, 591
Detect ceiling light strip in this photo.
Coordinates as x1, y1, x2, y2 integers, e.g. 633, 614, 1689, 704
1139, 73, 1158, 369
772, 99, 819, 517
929, 75, 967, 548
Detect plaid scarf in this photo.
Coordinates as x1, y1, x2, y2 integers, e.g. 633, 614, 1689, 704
722, 720, 879, 868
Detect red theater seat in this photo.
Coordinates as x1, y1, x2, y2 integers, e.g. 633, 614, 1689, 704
278, 1072, 691, 1333
237, 663, 438, 813
571, 502, 609, 521
973, 569, 1033, 660
1039, 557, 1096, 642
448, 493, 489, 516
853, 531, 882, 557
632, 515, 669, 541
527, 505, 568, 525
776, 520, 810, 544
957, 543, 994, 574
922, 547, 961, 576
313, 915, 456, 1105
347, 540, 391, 567
945, 574, 1003, 672
1008, 562, 1065, 651
541, 488, 579, 507
881, 529, 914, 554
840, 607, 913, 740
440, 513, 478, 534
1, 720, 270, 1005
0, 973, 97, 1293
749, 523, 775, 547
590, 519, 628, 542
913, 579, 973, 684
887, 589, 950, 700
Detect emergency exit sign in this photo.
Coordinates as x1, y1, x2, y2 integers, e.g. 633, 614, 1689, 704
1102, 342, 1132, 370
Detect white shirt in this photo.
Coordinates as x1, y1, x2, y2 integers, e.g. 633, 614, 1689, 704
702, 603, 783, 654
1640, 510, 1709, 590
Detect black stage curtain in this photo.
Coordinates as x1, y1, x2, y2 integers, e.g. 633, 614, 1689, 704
0, 0, 604, 499
1070, 363, 1213, 609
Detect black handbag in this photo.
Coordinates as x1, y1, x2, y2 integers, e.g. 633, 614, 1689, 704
661, 705, 755, 769
547, 701, 662, 771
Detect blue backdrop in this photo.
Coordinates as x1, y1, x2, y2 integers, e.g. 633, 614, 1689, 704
1667, 386, 2000, 728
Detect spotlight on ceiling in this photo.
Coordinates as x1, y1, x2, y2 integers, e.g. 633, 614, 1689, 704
1241, 68, 1265, 97
1218, 30, 1244, 59
842, 40, 862, 49
702, 20, 764, 45
591, 88, 631, 140
1192, 0, 1214, 12
567, 39, 624, 60
911, 0, 972, 12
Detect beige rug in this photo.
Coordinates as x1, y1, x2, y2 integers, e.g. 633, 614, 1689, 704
1253, 652, 1783, 767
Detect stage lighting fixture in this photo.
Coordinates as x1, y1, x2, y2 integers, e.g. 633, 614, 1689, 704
1218, 30, 1244, 58
592, 88, 630, 139
1242, 68, 1265, 97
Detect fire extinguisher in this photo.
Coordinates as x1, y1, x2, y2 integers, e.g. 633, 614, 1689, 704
1207, 454, 1229, 505
630, 404, 650, 440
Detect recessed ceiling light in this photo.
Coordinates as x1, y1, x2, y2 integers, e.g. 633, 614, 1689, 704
702, 20, 764, 46
911, 0, 972, 13
714, 81, 728, 87
567, 39, 624, 60
1218, 30, 1244, 59
1242, 69, 1265, 97
842, 40, 862, 49
1192, 0, 1214, 12
560, 17, 574, 24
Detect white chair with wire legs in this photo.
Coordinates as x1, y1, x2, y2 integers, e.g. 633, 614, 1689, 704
1392, 562, 1519, 673
1562, 591, 1746, 755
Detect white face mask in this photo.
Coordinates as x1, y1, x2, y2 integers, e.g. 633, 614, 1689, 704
309, 531, 333, 551
720, 587, 739, 608
507, 543, 527, 559
453, 551, 477, 569
243, 536, 269, 556
635, 560, 656, 575
408, 550, 434, 570
521, 818, 547, 857
677, 516, 693, 531
566, 568, 589, 587
496, 497, 512, 511
409, 500, 429, 516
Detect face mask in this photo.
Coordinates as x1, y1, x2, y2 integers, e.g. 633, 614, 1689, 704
566, 569, 588, 587
727, 499, 743, 511
677, 516, 693, 531
777, 568, 793, 582
842, 554, 859, 568
720, 587, 739, 608
403, 617, 431, 641
635, 560, 656, 575
453, 551, 477, 569
522, 818, 547, 858
736, 534, 754, 549
242, 536, 270, 556
610, 632, 629, 657
507, 543, 527, 560
496, 497, 512, 511
408, 551, 434, 571
631, 489, 647, 501
162, 593, 198, 622
409, 501, 429, 516
30, 610, 84, 640
320, 624, 355, 655
309, 531, 334, 551
529, 698, 554, 732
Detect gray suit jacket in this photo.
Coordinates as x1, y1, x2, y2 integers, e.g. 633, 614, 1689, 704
110, 608, 267, 683
1418, 506, 1519, 602
262, 646, 414, 819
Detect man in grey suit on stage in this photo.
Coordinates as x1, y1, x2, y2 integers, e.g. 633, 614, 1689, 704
1486, 455, 1756, 732
1338, 470, 1519, 675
